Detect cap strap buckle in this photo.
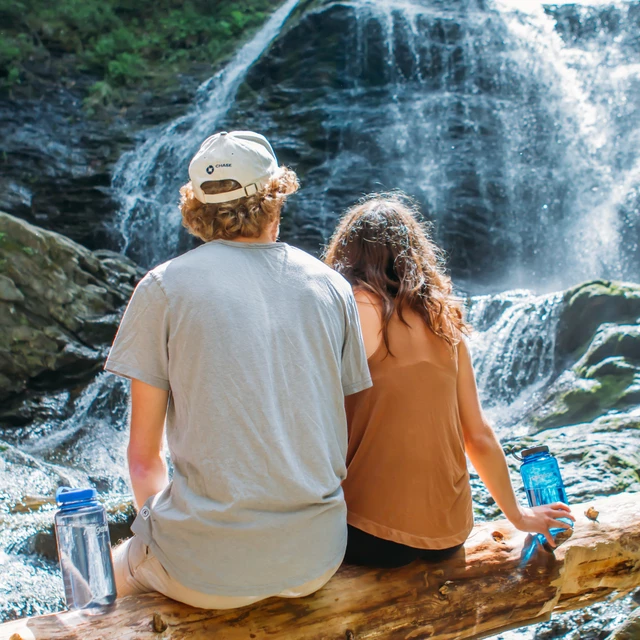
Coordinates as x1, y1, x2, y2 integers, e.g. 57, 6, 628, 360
200, 174, 271, 204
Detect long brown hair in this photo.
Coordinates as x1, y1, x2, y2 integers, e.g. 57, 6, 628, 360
323, 193, 469, 352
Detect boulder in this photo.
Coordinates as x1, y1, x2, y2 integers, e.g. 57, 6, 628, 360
492, 281, 640, 435
0, 212, 143, 425
554, 280, 640, 369
607, 606, 640, 640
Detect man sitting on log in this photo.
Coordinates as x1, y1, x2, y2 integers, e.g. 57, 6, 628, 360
104, 131, 372, 608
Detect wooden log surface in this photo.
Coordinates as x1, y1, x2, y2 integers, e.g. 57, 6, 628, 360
2, 492, 639, 640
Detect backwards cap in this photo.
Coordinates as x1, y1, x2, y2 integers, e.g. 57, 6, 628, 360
188, 131, 279, 204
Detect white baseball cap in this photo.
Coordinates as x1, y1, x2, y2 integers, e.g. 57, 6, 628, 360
188, 131, 279, 204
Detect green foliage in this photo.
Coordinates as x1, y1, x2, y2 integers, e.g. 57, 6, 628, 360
83, 79, 117, 114
0, 0, 282, 103
107, 52, 144, 85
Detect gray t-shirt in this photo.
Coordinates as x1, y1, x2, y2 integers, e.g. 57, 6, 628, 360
105, 239, 372, 596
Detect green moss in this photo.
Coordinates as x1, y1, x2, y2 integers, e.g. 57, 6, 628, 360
534, 371, 635, 430
1, 0, 285, 105
568, 372, 633, 408
21, 246, 35, 256
555, 279, 640, 366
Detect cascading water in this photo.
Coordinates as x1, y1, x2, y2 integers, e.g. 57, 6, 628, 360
467, 289, 562, 432
110, 0, 639, 288
228, 0, 640, 288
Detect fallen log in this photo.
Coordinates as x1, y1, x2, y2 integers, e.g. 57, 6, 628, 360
2, 492, 639, 640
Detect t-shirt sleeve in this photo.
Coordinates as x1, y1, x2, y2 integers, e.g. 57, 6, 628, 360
104, 272, 170, 390
341, 289, 373, 396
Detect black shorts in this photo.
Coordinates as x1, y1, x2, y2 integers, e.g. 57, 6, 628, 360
344, 524, 464, 568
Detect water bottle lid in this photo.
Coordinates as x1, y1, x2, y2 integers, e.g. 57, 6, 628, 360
56, 486, 98, 506
520, 445, 550, 458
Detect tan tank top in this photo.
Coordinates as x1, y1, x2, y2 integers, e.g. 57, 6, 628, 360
344, 307, 474, 549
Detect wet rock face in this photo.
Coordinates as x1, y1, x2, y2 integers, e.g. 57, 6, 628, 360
0, 92, 123, 251
527, 282, 640, 433
0, 73, 205, 253
555, 281, 640, 369
222, 0, 640, 284
493, 280, 640, 501
0, 212, 144, 426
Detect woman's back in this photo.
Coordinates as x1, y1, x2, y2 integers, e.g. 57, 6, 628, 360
326, 193, 574, 563
344, 300, 473, 549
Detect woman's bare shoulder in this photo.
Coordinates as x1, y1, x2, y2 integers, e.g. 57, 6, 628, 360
353, 287, 382, 307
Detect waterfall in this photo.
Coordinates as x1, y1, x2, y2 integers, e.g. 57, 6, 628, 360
492, 0, 639, 287
109, 0, 639, 289
467, 289, 562, 435
110, 0, 301, 266
231, 0, 639, 288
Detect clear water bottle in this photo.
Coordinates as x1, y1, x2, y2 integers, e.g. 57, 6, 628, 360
517, 445, 573, 536
54, 487, 117, 611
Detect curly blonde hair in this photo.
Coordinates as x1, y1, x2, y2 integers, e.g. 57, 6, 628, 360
180, 167, 299, 241
324, 193, 470, 351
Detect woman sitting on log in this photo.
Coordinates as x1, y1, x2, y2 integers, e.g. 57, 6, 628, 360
324, 194, 575, 568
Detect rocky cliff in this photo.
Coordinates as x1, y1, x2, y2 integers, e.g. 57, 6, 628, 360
0, 212, 143, 427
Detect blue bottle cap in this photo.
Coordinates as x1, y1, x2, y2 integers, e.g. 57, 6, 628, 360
521, 445, 550, 458
56, 486, 98, 506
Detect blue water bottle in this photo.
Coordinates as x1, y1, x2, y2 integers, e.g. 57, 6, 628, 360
54, 487, 117, 611
518, 446, 572, 536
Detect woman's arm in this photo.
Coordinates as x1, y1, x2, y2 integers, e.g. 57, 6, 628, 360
457, 339, 574, 546
128, 378, 170, 510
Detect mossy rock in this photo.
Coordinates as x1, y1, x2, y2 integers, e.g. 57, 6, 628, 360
520, 285, 640, 434
576, 324, 640, 371
531, 368, 636, 432
555, 280, 640, 369
0, 212, 143, 414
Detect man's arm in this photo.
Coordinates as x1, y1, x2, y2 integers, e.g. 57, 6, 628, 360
457, 339, 574, 546
128, 378, 170, 510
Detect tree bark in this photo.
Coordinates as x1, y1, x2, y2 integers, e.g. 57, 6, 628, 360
2, 492, 639, 640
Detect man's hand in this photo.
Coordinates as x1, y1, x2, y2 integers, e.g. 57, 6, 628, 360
511, 503, 575, 547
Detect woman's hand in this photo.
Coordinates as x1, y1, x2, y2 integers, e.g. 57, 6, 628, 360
511, 503, 575, 547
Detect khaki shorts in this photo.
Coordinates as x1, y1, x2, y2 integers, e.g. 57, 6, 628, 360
112, 535, 340, 609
